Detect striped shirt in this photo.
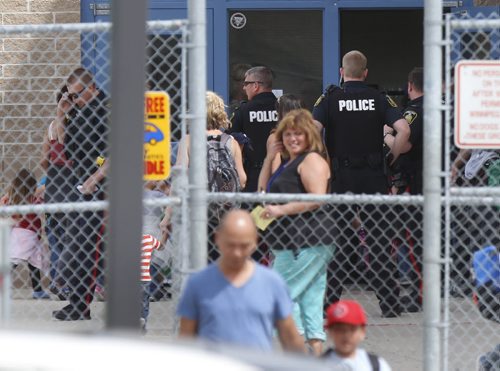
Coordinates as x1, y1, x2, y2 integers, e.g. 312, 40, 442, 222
141, 234, 161, 282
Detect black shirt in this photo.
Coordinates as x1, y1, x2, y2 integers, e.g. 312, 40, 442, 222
313, 81, 403, 158
229, 92, 278, 165
402, 95, 424, 171
64, 90, 109, 183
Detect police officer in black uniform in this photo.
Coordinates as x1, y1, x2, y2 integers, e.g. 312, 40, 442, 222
313, 50, 410, 317
52, 67, 108, 321
384, 67, 424, 312
228, 66, 278, 192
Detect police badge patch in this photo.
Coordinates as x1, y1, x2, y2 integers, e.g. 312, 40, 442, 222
403, 110, 418, 125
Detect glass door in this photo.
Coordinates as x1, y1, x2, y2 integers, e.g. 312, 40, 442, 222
228, 10, 323, 111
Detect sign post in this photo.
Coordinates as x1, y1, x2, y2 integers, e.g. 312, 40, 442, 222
455, 60, 500, 149
144, 91, 171, 180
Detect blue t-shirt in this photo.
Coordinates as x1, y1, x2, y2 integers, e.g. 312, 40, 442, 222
177, 262, 293, 350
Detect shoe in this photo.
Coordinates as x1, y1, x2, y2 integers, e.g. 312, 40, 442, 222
32, 291, 50, 300
401, 295, 422, 313
140, 317, 146, 333
381, 306, 402, 318
94, 285, 106, 302
49, 285, 70, 301
52, 305, 90, 321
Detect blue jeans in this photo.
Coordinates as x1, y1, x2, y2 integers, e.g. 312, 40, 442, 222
141, 282, 151, 321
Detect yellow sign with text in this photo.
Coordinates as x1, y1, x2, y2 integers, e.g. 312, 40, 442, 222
144, 91, 171, 180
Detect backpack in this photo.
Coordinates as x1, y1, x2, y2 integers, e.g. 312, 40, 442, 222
322, 348, 380, 371
207, 133, 241, 193
472, 245, 500, 323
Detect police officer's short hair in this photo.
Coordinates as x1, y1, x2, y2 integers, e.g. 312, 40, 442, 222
408, 67, 423, 93
276, 94, 302, 121
67, 67, 95, 87
342, 51, 367, 79
245, 66, 274, 89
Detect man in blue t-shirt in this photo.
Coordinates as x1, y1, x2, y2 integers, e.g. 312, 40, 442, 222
177, 210, 304, 352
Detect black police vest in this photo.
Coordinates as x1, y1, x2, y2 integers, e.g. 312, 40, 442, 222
238, 92, 278, 165
326, 87, 384, 158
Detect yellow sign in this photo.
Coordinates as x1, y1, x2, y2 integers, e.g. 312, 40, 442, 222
144, 91, 171, 180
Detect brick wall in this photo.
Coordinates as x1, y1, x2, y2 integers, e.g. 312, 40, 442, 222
0, 0, 80, 191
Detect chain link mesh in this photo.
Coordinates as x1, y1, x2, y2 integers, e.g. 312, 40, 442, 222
205, 193, 425, 369
0, 21, 187, 336
446, 11, 500, 371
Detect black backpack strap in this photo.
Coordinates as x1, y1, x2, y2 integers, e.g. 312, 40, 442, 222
321, 348, 334, 358
367, 352, 380, 371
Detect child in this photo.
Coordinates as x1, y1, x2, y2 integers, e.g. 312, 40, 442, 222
144, 180, 172, 301
323, 300, 392, 371
1, 169, 49, 299
140, 233, 163, 331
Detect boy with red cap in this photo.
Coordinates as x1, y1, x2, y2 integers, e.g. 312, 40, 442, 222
323, 300, 392, 371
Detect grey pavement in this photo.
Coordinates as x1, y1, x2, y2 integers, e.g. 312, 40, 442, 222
4, 288, 500, 370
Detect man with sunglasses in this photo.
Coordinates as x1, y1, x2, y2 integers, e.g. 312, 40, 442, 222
52, 67, 109, 321
228, 66, 278, 192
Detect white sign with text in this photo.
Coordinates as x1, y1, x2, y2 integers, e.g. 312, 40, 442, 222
455, 60, 500, 149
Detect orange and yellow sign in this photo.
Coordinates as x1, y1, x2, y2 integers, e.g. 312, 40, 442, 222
144, 91, 171, 180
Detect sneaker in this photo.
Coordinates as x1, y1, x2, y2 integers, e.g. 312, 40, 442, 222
401, 295, 422, 313
52, 305, 90, 321
32, 291, 50, 300
49, 285, 70, 301
94, 285, 106, 301
381, 305, 402, 318
140, 317, 146, 333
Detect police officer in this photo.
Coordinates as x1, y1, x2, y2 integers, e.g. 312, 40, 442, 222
384, 67, 424, 312
52, 67, 108, 321
313, 50, 410, 317
229, 66, 278, 192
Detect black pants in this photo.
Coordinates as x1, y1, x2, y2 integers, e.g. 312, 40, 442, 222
399, 203, 423, 303
243, 166, 261, 193
61, 191, 105, 314
327, 166, 400, 314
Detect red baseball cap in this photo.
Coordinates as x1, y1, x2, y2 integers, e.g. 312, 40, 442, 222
325, 300, 367, 327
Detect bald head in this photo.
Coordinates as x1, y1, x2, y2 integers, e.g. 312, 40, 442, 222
218, 209, 257, 237
216, 210, 257, 269
341, 50, 368, 80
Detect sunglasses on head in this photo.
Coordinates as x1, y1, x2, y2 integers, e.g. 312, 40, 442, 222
243, 81, 263, 86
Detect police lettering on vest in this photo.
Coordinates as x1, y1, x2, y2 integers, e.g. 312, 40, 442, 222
338, 99, 375, 112
249, 110, 278, 123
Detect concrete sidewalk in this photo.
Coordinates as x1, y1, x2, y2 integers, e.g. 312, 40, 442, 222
4, 288, 500, 370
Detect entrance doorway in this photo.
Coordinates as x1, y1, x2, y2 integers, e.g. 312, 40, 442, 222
228, 10, 323, 111
340, 9, 424, 96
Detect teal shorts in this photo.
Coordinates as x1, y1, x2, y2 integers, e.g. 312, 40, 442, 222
272, 245, 334, 341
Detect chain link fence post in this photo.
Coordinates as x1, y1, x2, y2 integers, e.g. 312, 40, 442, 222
106, 1, 148, 331
423, 0, 444, 370
187, 0, 208, 270
0, 219, 11, 325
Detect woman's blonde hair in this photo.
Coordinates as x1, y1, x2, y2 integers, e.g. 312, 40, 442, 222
274, 109, 325, 160
206, 91, 230, 130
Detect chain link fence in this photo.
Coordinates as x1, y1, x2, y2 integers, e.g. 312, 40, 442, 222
0, 20, 188, 337
443, 11, 500, 371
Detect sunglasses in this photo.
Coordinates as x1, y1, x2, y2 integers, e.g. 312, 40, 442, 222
243, 81, 263, 86
68, 85, 88, 100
